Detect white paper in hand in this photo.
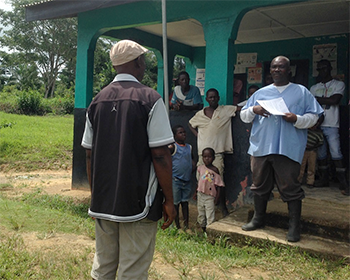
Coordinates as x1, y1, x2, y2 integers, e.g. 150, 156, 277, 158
257, 97, 290, 115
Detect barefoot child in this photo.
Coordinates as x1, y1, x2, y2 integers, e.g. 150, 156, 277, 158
196, 148, 225, 232
169, 125, 196, 229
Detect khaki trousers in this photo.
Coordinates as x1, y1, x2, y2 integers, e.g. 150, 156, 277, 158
298, 150, 317, 185
197, 191, 215, 227
91, 218, 157, 280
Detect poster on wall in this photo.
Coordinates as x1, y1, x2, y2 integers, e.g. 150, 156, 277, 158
196, 68, 205, 96
312, 44, 337, 77
234, 53, 258, 74
247, 67, 262, 84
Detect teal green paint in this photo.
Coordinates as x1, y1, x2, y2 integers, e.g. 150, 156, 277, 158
202, 17, 237, 105
74, 17, 98, 108
182, 58, 195, 86
153, 50, 164, 96
74, 0, 341, 108
103, 28, 193, 59
192, 47, 206, 70
79, 2, 162, 32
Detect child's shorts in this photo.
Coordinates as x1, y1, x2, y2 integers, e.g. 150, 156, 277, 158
172, 177, 192, 205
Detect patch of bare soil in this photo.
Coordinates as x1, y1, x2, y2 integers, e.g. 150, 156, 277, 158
0, 170, 273, 279
0, 169, 90, 200
150, 251, 271, 280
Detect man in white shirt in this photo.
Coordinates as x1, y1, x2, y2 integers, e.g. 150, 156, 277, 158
310, 59, 348, 196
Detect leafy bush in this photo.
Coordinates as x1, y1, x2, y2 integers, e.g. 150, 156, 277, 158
17, 90, 44, 115
0, 86, 21, 114
60, 95, 75, 114
43, 95, 74, 115
0, 87, 75, 115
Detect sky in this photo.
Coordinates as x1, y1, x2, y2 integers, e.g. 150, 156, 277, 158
0, 0, 11, 11
0, 0, 12, 51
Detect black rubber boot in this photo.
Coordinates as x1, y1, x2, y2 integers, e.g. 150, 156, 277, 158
181, 201, 189, 229
314, 160, 329, 187
174, 204, 180, 229
287, 200, 302, 242
334, 160, 349, 195
242, 194, 268, 231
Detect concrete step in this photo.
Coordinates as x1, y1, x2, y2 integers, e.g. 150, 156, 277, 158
207, 185, 350, 260
247, 197, 349, 243
207, 216, 350, 260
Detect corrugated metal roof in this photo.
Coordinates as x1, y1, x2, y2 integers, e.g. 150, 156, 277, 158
22, 0, 54, 7
25, 0, 142, 21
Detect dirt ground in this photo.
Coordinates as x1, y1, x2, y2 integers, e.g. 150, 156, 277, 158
0, 170, 294, 279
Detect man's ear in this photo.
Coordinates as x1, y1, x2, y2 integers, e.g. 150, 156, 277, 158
134, 56, 141, 68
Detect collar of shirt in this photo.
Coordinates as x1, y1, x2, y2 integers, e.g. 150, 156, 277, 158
112, 73, 140, 83
274, 82, 291, 93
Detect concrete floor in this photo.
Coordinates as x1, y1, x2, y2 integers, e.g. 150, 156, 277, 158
207, 181, 350, 260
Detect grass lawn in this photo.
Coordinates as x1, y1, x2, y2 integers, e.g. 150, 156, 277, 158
0, 112, 349, 279
0, 112, 73, 171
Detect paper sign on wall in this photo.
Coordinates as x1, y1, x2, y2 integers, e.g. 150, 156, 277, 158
196, 68, 205, 96
235, 53, 258, 74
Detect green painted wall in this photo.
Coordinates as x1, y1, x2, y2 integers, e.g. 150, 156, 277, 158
74, 0, 303, 107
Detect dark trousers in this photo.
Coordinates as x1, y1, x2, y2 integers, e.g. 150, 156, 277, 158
250, 155, 305, 202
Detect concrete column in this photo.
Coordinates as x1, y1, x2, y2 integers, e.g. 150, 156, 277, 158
72, 28, 96, 189
202, 17, 237, 105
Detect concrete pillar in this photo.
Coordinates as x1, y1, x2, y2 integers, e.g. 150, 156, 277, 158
72, 27, 97, 189
202, 17, 236, 105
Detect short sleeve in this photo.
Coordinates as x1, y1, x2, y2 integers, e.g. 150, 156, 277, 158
188, 110, 201, 128
170, 91, 178, 104
334, 81, 345, 96
148, 98, 174, 147
81, 114, 93, 149
310, 84, 316, 96
192, 86, 203, 105
223, 105, 237, 117
214, 172, 225, 187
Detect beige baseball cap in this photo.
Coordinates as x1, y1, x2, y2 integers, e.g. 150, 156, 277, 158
110, 40, 148, 66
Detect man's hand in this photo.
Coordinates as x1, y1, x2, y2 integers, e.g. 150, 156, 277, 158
173, 100, 183, 111
283, 112, 297, 123
151, 145, 175, 230
253, 105, 271, 117
161, 200, 176, 230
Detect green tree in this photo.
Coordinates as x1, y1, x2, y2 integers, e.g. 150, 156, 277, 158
173, 56, 186, 80
0, 0, 77, 98
93, 38, 115, 95
0, 51, 42, 90
92, 38, 159, 94
0, 53, 8, 90
143, 52, 158, 90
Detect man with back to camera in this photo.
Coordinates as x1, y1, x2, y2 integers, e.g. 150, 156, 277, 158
240, 56, 323, 242
310, 59, 349, 196
81, 40, 176, 280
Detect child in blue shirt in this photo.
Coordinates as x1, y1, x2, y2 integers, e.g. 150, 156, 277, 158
168, 125, 196, 229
